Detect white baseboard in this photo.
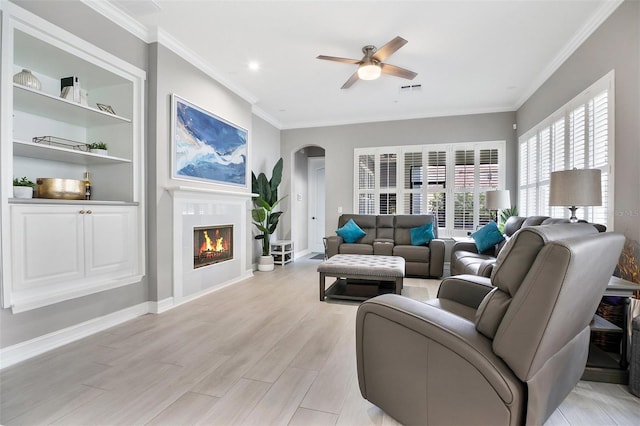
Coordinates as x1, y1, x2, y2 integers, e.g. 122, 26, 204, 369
0, 302, 149, 370
149, 297, 174, 314
295, 248, 311, 259
170, 269, 254, 309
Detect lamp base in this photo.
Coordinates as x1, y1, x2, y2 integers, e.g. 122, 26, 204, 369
568, 206, 579, 223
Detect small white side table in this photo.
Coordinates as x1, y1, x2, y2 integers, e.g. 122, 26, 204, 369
271, 240, 294, 265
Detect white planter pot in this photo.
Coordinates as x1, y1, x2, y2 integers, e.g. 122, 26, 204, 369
90, 149, 108, 156
258, 255, 275, 272
13, 186, 33, 199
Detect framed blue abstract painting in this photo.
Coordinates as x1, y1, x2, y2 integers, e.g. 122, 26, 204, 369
171, 94, 248, 187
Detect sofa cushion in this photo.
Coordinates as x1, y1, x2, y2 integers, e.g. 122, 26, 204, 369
337, 214, 377, 244
410, 222, 435, 246
339, 243, 374, 255
377, 215, 395, 240
394, 215, 438, 245
336, 218, 367, 243
393, 245, 430, 263
471, 221, 505, 253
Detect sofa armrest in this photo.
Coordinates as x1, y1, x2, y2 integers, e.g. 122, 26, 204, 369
437, 275, 493, 309
477, 259, 497, 277
451, 240, 479, 256
356, 294, 523, 425
373, 240, 394, 256
325, 235, 343, 258
429, 238, 446, 277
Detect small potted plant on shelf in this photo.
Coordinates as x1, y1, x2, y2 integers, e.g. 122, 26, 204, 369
13, 176, 35, 199
252, 158, 287, 272
88, 142, 108, 156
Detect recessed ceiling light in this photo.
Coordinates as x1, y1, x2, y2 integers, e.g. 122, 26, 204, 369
248, 61, 260, 71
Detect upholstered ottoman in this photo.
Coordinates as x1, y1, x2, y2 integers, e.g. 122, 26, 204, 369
318, 254, 405, 301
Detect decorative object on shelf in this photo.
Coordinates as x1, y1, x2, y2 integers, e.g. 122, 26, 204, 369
252, 158, 287, 270
549, 168, 602, 222
36, 178, 85, 200
171, 94, 248, 186
13, 69, 41, 90
96, 103, 116, 114
33, 136, 90, 151
12, 176, 35, 199
61, 76, 81, 103
84, 171, 92, 200
88, 142, 108, 156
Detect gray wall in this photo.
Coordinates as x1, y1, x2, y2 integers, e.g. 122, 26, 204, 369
516, 0, 640, 242
281, 112, 517, 251
147, 44, 254, 301
250, 115, 282, 265
1, 1, 149, 348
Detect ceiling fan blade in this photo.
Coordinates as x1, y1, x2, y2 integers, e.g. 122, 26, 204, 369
372, 36, 408, 62
316, 55, 361, 64
341, 71, 360, 89
380, 63, 417, 80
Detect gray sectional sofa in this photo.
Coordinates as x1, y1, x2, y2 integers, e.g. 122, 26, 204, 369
450, 215, 605, 277
325, 214, 445, 278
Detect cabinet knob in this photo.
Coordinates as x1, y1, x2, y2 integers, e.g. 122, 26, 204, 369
86, 210, 92, 214
79, 210, 85, 214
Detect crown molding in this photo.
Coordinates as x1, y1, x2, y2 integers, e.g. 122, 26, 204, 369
515, 0, 623, 109
252, 105, 283, 130
281, 106, 516, 130
80, 0, 153, 43
156, 29, 259, 105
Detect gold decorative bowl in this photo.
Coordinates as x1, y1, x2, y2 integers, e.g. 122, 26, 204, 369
36, 178, 85, 200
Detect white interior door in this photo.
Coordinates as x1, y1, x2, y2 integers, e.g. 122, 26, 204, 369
308, 157, 326, 253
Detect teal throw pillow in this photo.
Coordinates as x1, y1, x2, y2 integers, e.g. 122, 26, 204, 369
471, 221, 505, 253
410, 222, 435, 246
336, 219, 366, 243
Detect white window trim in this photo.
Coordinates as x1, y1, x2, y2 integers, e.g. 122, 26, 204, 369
354, 140, 506, 237
518, 70, 615, 229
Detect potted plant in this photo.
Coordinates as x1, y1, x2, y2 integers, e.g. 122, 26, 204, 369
88, 142, 108, 156
252, 158, 286, 272
498, 206, 519, 233
13, 176, 35, 199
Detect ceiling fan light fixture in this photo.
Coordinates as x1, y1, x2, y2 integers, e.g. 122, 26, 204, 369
357, 62, 381, 80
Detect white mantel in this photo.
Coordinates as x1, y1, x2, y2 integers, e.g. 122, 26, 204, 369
169, 186, 253, 308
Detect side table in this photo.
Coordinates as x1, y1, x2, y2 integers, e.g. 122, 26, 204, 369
582, 276, 640, 384
271, 240, 293, 266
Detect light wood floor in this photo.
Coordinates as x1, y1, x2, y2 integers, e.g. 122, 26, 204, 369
1, 256, 639, 425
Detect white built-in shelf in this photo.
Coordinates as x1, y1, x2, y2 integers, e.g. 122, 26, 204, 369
13, 84, 131, 126
13, 139, 131, 165
8, 198, 138, 206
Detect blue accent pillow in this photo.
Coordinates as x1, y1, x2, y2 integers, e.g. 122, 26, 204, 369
336, 219, 366, 243
471, 221, 505, 253
410, 222, 435, 246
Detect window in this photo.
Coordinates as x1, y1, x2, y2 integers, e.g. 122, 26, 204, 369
354, 141, 505, 237
518, 71, 614, 228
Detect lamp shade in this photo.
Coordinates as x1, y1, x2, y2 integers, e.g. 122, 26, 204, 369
549, 169, 602, 206
485, 190, 511, 210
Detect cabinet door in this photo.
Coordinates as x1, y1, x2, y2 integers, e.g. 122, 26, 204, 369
83, 206, 136, 279
11, 205, 85, 291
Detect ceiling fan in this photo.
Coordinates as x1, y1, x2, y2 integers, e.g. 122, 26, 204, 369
317, 36, 418, 89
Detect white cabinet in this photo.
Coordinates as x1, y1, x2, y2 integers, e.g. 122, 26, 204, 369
9, 204, 139, 312
0, 3, 146, 312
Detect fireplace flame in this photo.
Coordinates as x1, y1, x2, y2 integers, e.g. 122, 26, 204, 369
198, 230, 230, 258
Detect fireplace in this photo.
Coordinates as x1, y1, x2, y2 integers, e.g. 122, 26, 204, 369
194, 225, 233, 269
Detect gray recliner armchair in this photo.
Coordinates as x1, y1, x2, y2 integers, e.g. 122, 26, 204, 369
356, 223, 624, 425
